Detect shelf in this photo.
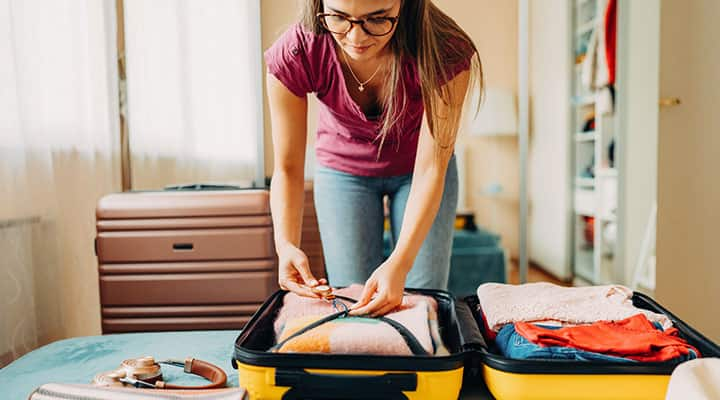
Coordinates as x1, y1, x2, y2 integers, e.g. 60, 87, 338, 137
570, 0, 617, 289
575, 209, 594, 218
576, 19, 596, 36
574, 245, 595, 283
575, 132, 597, 142
575, 177, 595, 188
574, 188, 595, 216
596, 168, 618, 177
598, 213, 617, 222
572, 95, 596, 106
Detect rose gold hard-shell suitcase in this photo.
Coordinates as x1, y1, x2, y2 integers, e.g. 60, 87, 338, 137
95, 188, 279, 333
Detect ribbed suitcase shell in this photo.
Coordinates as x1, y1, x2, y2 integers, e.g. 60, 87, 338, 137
96, 189, 278, 333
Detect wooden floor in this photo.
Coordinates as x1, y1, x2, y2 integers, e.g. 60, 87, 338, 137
507, 259, 571, 286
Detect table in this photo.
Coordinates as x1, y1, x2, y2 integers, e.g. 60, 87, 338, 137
0, 330, 494, 399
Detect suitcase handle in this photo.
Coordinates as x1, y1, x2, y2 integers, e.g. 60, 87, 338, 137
454, 299, 487, 351
275, 368, 416, 400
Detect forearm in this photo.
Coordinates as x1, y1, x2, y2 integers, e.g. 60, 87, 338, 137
270, 167, 305, 252
266, 73, 308, 253
389, 163, 448, 274
389, 69, 470, 274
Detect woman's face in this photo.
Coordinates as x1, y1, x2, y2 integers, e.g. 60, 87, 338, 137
322, 0, 401, 62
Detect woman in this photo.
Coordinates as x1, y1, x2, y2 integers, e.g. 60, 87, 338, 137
266, 0, 483, 316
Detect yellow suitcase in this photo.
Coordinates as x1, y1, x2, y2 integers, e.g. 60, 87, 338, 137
232, 289, 482, 400
465, 292, 720, 400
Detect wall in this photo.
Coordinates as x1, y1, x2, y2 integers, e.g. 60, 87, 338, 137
616, 0, 659, 285
527, 1, 572, 279
261, 0, 521, 258
438, 0, 519, 258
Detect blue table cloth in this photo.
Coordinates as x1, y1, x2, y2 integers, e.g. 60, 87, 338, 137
0, 331, 494, 399
0, 330, 239, 399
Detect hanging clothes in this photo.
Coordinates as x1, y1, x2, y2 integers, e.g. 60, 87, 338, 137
604, 0, 617, 85
580, 0, 617, 115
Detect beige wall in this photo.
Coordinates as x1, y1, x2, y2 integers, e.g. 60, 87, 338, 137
261, 0, 520, 257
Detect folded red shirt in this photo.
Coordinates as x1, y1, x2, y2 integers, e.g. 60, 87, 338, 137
515, 314, 700, 362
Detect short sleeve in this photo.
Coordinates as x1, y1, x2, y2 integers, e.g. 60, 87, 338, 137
438, 37, 475, 86
264, 24, 316, 97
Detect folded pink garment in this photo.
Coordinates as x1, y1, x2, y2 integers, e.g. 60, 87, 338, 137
273, 284, 448, 356
476, 282, 673, 332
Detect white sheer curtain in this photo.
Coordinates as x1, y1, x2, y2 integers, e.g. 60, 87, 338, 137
0, 0, 120, 364
124, 0, 262, 189
1, 0, 265, 364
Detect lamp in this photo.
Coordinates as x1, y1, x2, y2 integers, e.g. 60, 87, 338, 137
456, 87, 518, 216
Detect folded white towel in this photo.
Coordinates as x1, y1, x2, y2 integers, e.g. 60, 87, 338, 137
476, 282, 673, 332
666, 358, 720, 400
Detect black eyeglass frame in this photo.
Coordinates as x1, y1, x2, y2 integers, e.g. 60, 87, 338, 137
316, 12, 399, 37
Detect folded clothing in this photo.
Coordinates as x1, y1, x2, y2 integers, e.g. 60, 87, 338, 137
476, 282, 673, 332
514, 314, 700, 363
273, 284, 448, 356
496, 323, 637, 363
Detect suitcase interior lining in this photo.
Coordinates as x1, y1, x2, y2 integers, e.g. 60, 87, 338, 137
465, 293, 720, 375
233, 289, 471, 371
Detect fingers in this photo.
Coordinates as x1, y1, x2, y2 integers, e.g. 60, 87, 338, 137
350, 294, 385, 316
370, 302, 398, 318
350, 281, 377, 312
293, 254, 319, 287
280, 278, 321, 299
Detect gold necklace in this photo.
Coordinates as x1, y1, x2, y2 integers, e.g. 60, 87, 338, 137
340, 48, 382, 92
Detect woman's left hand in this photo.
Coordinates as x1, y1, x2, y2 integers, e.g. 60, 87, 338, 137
349, 260, 408, 317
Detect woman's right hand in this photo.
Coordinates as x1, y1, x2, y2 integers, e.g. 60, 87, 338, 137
277, 243, 326, 298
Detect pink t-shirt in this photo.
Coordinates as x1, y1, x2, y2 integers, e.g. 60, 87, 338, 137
264, 23, 472, 177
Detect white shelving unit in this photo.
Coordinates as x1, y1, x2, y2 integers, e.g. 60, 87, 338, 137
570, 0, 618, 284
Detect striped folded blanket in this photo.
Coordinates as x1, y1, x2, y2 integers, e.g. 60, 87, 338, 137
273, 284, 448, 356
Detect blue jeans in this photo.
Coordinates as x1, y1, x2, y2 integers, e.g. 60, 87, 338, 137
313, 156, 458, 290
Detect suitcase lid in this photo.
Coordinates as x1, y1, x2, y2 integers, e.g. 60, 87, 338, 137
96, 190, 270, 219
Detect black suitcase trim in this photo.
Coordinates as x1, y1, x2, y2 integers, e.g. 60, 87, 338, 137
465, 292, 720, 375
233, 289, 483, 372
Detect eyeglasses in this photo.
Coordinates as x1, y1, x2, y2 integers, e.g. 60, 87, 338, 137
316, 13, 398, 37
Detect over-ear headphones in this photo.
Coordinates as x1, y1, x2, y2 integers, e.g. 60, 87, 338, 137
92, 356, 227, 389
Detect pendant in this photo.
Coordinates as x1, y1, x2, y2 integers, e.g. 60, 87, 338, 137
358, 85, 364, 92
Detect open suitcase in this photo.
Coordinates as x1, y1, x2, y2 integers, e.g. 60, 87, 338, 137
232, 288, 719, 400
232, 289, 485, 400
464, 292, 720, 400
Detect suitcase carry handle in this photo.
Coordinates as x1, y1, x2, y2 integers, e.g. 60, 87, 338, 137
454, 300, 487, 351
275, 368, 416, 400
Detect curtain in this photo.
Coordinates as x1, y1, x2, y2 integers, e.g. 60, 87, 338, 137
0, 0, 264, 365
0, 0, 121, 364
124, 0, 262, 189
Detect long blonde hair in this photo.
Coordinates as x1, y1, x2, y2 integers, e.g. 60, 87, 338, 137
301, 0, 483, 157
